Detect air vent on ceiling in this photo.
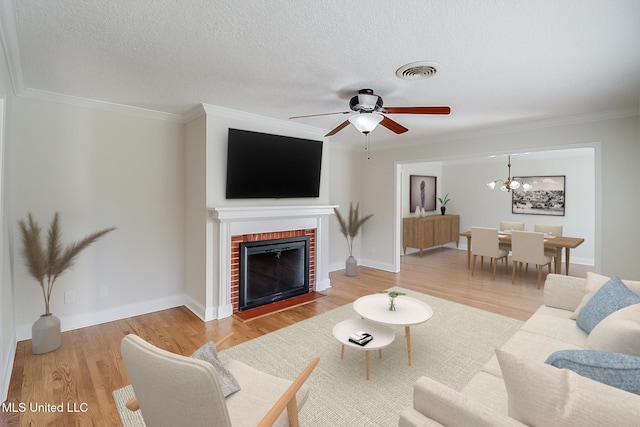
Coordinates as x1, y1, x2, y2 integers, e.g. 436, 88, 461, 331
396, 61, 439, 80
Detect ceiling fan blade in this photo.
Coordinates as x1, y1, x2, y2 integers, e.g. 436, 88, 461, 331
325, 120, 351, 137
382, 106, 451, 115
289, 111, 351, 119
380, 116, 409, 134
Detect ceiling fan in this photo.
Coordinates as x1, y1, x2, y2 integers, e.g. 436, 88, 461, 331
289, 88, 451, 137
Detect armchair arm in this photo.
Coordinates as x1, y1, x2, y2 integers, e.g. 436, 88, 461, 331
257, 357, 320, 427
125, 332, 236, 412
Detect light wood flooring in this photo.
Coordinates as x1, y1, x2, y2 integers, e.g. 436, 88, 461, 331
2, 248, 593, 426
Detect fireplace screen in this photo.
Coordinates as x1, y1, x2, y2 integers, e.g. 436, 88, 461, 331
239, 236, 310, 311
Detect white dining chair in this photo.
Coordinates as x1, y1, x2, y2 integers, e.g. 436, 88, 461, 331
499, 221, 525, 231
471, 227, 509, 279
510, 230, 553, 289
498, 221, 525, 252
534, 224, 563, 272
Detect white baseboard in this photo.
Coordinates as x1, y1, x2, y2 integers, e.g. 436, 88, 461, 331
360, 258, 398, 273
15, 294, 188, 342
1, 329, 16, 402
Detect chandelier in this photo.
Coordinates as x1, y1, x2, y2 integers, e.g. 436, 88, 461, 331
486, 155, 532, 192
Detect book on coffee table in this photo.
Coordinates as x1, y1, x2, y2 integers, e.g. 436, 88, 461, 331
348, 331, 373, 346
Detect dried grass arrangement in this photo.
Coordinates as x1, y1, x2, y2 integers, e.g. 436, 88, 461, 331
18, 212, 116, 315
333, 202, 373, 256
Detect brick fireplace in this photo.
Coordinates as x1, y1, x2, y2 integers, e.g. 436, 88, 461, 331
230, 229, 316, 312
208, 205, 335, 320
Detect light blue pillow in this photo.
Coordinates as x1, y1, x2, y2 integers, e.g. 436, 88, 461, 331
545, 350, 640, 396
576, 277, 640, 333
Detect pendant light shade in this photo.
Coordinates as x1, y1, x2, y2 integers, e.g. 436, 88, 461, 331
349, 113, 383, 134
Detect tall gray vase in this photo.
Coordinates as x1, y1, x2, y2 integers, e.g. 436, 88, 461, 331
345, 256, 358, 277
32, 314, 61, 354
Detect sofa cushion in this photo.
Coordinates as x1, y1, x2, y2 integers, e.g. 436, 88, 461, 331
545, 349, 640, 395
191, 341, 241, 397
519, 307, 588, 347
586, 303, 640, 356
497, 349, 640, 427
482, 330, 583, 378
571, 272, 640, 320
576, 277, 640, 333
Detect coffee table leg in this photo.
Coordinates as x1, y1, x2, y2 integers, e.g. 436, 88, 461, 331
405, 326, 412, 366
365, 350, 370, 380
341, 344, 345, 360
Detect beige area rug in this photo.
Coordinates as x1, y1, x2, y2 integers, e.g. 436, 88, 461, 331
113, 287, 523, 426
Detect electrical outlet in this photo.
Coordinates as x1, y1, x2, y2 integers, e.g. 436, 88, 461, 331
64, 291, 75, 304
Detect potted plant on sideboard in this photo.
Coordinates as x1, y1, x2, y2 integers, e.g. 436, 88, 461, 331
334, 203, 373, 277
18, 212, 115, 354
438, 193, 451, 215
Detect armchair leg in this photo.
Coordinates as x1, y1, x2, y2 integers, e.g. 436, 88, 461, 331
512, 262, 517, 284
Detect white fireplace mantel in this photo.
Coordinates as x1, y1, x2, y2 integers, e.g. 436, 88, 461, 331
207, 205, 336, 319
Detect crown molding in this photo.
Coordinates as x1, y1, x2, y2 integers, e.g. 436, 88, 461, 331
372, 107, 640, 151
200, 103, 326, 138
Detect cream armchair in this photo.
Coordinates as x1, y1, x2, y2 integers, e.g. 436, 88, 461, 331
121, 333, 319, 427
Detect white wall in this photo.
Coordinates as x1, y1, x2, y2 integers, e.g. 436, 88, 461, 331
360, 115, 640, 279
10, 97, 186, 340
0, 50, 15, 401
327, 143, 364, 270
184, 114, 208, 318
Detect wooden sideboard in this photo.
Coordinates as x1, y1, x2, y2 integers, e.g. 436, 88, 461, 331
403, 214, 460, 257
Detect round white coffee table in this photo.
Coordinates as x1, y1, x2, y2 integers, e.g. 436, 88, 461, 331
332, 318, 395, 380
353, 293, 433, 366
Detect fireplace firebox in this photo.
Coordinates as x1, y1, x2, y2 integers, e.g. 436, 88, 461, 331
238, 236, 310, 311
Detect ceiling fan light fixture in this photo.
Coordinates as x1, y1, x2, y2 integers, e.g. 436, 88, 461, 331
357, 94, 379, 111
349, 113, 383, 134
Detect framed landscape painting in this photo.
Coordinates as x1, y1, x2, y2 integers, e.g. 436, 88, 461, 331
512, 175, 565, 216
409, 175, 436, 213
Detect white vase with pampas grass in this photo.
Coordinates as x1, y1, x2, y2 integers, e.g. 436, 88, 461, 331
333, 203, 373, 277
18, 212, 115, 354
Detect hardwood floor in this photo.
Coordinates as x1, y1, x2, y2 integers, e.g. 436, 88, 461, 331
2, 248, 593, 426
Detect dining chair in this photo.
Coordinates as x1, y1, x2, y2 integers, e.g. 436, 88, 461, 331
471, 227, 509, 279
499, 221, 525, 231
498, 221, 525, 252
534, 224, 563, 272
121, 333, 319, 427
510, 230, 553, 289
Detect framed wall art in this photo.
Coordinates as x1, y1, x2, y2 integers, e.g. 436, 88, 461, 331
409, 175, 436, 213
512, 175, 565, 216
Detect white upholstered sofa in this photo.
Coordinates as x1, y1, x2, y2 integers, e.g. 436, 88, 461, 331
399, 273, 640, 426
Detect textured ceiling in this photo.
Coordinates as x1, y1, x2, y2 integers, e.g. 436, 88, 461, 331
1, 0, 639, 146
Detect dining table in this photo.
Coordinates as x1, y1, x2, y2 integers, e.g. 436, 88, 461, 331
459, 230, 585, 276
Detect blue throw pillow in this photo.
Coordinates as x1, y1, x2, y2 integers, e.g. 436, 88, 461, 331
576, 277, 640, 333
545, 350, 640, 395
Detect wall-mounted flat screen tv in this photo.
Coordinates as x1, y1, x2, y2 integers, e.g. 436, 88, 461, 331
225, 128, 323, 199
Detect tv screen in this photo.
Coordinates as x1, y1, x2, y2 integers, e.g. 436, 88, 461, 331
225, 128, 323, 199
